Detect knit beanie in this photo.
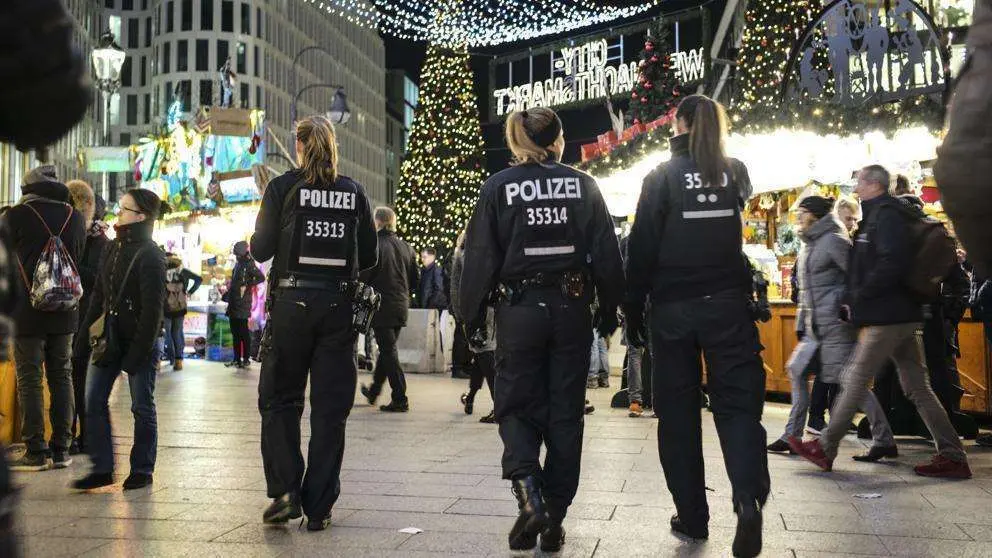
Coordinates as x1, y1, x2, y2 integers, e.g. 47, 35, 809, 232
798, 196, 834, 219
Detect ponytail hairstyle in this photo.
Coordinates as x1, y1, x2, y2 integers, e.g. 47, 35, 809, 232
505, 107, 563, 165
296, 115, 339, 185
675, 94, 730, 189
126, 188, 170, 220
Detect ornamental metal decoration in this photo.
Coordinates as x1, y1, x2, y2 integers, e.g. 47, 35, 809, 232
780, 0, 947, 108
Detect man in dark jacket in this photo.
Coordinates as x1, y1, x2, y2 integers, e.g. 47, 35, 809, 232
792, 165, 970, 479
360, 207, 418, 412
418, 248, 448, 310
3, 165, 86, 471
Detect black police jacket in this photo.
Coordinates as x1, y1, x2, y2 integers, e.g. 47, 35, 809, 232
845, 194, 924, 326
626, 134, 753, 307
459, 159, 624, 326
250, 169, 377, 284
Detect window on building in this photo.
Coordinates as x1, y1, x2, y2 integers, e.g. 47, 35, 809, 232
142, 0, 148, 10
144, 93, 150, 124
236, 42, 246, 74
122, 0, 133, 9
145, 17, 151, 47
201, 0, 213, 30
256, 7, 262, 39
120, 57, 132, 87
121, 133, 132, 148
126, 95, 138, 126
166, 1, 174, 32
180, 80, 192, 109
217, 40, 228, 69
127, 18, 139, 48
162, 41, 171, 73
241, 3, 250, 34
105, 0, 114, 8
164, 81, 173, 107
177, 40, 188, 71
196, 39, 209, 71
200, 80, 213, 107
221, 1, 233, 32
140, 55, 146, 86
256, 85, 262, 108
181, 0, 192, 31
253, 45, 259, 77
240, 83, 249, 109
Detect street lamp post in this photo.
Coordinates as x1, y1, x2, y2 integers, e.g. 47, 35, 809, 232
91, 31, 126, 201
289, 46, 352, 160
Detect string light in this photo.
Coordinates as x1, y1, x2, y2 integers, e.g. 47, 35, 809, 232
394, 44, 485, 255
303, 0, 663, 47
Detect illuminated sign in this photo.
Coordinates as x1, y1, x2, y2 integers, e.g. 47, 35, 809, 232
488, 12, 710, 119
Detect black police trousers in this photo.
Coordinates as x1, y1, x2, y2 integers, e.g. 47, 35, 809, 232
495, 287, 592, 522
650, 291, 770, 529
258, 288, 357, 519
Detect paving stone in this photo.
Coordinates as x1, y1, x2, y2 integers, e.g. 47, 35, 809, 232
77, 540, 285, 558
20, 536, 110, 558
45, 517, 247, 542
16, 363, 992, 557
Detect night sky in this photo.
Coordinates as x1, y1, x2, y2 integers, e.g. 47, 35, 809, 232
383, 0, 727, 174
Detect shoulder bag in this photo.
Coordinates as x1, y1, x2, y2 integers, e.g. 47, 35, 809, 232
89, 245, 151, 363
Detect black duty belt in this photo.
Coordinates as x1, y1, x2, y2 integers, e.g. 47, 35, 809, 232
510, 272, 566, 289
277, 277, 355, 294
501, 270, 587, 302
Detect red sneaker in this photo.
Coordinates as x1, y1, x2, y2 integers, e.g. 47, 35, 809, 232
913, 455, 972, 479
788, 436, 834, 472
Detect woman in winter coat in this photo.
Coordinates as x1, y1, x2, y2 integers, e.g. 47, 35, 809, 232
224, 241, 263, 369
768, 197, 897, 460
73, 189, 167, 491
163, 253, 202, 371
67, 181, 111, 454
450, 228, 496, 423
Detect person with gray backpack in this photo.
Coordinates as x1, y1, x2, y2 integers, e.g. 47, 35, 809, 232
3, 165, 85, 472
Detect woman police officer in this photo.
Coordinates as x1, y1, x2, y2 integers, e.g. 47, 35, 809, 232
624, 94, 768, 558
250, 115, 378, 531
459, 107, 624, 553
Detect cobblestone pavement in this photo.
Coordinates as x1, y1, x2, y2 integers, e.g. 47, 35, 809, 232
11, 359, 992, 557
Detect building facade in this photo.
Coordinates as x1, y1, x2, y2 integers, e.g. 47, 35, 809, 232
384, 69, 418, 205
104, 0, 387, 203
3, 0, 386, 206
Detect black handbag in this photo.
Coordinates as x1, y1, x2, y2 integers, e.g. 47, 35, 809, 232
89, 246, 149, 364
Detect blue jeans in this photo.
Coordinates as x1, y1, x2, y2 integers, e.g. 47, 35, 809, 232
588, 333, 609, 381
85, 351, 159, 475
163, 315, 184, 364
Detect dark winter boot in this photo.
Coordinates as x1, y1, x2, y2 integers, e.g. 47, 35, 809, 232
508, 476, 548, 551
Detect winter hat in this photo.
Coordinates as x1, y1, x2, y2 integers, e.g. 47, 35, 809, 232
798, 196, 834, 219
233, 241, 250, 257
22, 165, 57, 186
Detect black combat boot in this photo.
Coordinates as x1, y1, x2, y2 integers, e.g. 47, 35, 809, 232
540, 521, 566, 552
732, 499, 762, 558
508, 476, 548, 551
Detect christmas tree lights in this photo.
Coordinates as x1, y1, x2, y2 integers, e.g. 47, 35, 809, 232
302, 0, 663, 47
394, 44, 485, 256
629, 19, 685, 126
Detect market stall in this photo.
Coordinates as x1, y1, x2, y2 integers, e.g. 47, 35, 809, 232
130, 101, 270, 362
576, 0, 990, 414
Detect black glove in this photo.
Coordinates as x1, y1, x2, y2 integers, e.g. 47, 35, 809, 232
465, 318, 488, 351
796, 330, 805, 342
595, 305, 619, 339
622, 303, 646, 348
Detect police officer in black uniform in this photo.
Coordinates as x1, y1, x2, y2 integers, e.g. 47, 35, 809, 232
250, 115, 377, 531
460, 107, 624, 554
624, 95, 768, 558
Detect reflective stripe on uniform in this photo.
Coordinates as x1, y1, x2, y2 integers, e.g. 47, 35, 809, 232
298, 256, 348, 267
683, 209, 735, 219
523, 245, 576, 256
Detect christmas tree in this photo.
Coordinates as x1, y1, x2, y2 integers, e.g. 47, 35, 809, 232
395, 44, 485, 256
733, 0, 819, 131
628, 20, 684, 126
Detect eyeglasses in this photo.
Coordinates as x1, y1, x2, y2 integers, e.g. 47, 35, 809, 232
116, 205, 142, 216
